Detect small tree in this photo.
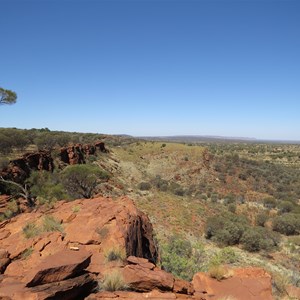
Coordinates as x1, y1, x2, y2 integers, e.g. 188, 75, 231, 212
0, 176, 35, 206
0, 88, 17, 105
61, 164, 109, 199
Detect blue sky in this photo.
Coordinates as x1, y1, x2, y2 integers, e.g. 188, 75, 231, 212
1, 0, 299, 140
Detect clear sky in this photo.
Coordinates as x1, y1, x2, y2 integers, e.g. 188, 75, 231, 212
1, 0, 299, 140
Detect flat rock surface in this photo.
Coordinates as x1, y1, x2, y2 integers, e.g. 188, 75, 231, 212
193, 267, 273, 300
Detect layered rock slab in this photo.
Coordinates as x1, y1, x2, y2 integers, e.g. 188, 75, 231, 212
25, 249, 91, 287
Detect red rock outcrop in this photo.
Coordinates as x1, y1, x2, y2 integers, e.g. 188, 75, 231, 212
0, 196, 159, 299
0, 196, 275, 300
192, 267, 273, 300
60, 144, 86, 165
0, 151, 53, 185
95, 142, 108, 153
60, 143, 105, 165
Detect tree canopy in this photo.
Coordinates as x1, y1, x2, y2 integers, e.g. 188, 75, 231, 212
0, 88, 17, 105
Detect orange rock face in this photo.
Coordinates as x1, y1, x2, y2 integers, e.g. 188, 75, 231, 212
0, 196, 159, 299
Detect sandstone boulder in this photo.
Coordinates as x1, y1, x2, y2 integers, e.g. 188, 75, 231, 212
193, 267, 273, 300
122, 263, 174, 292
126, 256, 155, 270
173, 278, 194, 295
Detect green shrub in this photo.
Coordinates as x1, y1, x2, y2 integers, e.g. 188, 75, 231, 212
205, 213, 248, 246
28, 171, 68, 202
161, 235, 204, 281
224, 193, 236, 205
256, 213, 268, 227
42, 215, 63, 233
263, 197, 277, 209
137, 182, 151, 191
228, 203, 236, 213
169, 182, 185, 196
218, 247, 238, 264
240, 227, 280, 252
151, 175, 169, 191
100, 270, 128, 291
240, 228, 263, 252
278, 201, 295, 214
272, 213, 300, 235
174, 188, 185, 196
210, 193, 218, 203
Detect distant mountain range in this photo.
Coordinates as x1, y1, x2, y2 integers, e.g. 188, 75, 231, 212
137, 135, 300, 144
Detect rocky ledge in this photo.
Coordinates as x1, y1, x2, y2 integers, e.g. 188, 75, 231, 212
0, 196, 274, 299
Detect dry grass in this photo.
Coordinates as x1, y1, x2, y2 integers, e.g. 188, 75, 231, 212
208, 265, 231, 281
22, 222, 41, 239
42, 215, 63, 233
271, 272, 289, 298
104, 246, 126, 262
99, 270, 128, 291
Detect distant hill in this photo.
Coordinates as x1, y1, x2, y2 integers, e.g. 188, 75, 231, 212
138, 135, 300, 144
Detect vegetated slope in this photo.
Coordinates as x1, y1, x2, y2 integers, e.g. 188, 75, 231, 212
110, 141, 300, 297
1, 129, 300, 298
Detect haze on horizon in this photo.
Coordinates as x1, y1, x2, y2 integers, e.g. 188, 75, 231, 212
1, 0, 299, 141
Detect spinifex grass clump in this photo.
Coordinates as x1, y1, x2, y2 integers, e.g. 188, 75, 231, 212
99, 270, 128, 291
